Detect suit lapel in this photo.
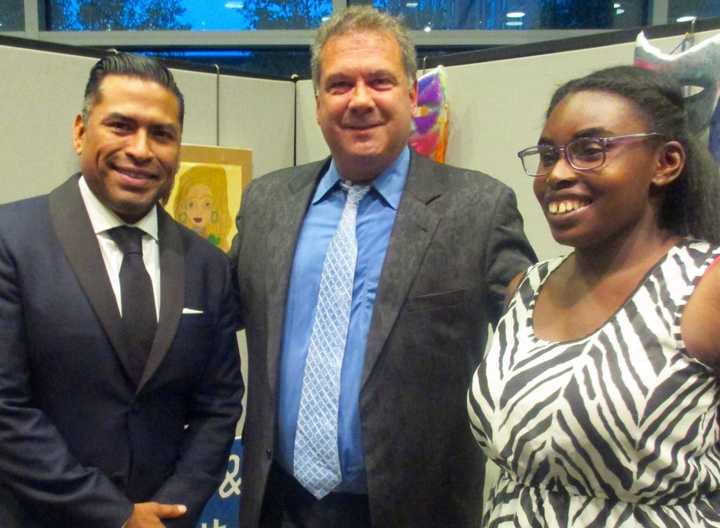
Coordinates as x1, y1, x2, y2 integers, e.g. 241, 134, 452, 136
361, 154, 445, 389
138, 208, 184, 391
265, 160, 328, 395
48, 175, 138, 383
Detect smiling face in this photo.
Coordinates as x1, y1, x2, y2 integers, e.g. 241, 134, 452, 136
315, 30, 416, 182
73, 75, 182, 224
180, 183, 214, 235
534, 90, 681, 250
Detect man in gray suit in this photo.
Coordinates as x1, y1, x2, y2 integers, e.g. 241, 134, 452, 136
231, 6, 535, 527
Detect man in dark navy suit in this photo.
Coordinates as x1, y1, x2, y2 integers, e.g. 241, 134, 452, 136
0, 53, 243, 528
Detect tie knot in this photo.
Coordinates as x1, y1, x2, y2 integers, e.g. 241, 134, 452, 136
108, 226, 144, 256
340, 182, 370, 206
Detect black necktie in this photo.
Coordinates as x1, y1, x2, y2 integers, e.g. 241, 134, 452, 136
108, 226, 157, 385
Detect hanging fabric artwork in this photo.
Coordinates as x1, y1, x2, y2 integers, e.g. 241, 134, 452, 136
409, 65, 450, 163
634, 30, 720, 162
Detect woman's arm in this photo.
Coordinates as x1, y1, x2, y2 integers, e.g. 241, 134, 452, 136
682, 256, 720, 373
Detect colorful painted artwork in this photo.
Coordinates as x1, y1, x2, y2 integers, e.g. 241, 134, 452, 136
634, 30, 720, 162
172, 165, 233, 250
409, 66, 449, 163
165, 145, 252, 252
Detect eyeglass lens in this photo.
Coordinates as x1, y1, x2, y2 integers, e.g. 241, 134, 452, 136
525, 138, 606, 176
521, 133, 662, 177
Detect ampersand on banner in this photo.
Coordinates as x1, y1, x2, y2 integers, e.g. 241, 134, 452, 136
196, 438, 242, 528
219, 453, 242, 498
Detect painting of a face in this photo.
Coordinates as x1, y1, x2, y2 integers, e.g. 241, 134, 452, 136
164, 145, 252, 253
181, 183, 214, 236
171, 166, 231, 250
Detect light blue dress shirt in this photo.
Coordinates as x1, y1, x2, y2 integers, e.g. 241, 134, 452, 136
277, 147, 410, 494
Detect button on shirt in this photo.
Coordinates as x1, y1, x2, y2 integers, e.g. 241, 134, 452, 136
277, 147, 410, 494
78, 176, 161, 320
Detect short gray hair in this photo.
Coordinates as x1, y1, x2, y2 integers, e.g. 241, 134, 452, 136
311, 6, 417, 92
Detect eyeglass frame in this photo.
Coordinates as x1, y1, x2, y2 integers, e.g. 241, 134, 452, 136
516, 132, 666, 177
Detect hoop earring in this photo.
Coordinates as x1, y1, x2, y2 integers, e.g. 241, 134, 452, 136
211, 210, 219, 223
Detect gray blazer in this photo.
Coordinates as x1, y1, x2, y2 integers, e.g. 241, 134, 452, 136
232, 152, 536, 527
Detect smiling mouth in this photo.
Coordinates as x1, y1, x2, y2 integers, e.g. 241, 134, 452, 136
344, 123, 381, 130
111, 164, 155, 180
547, 199, 591, 216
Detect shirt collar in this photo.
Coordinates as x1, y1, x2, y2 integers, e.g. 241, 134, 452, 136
313, 146, 410, 210
78, 175, 159, 241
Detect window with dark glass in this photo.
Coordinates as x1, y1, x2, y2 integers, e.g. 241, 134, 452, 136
0, 0, 24, 31
1, 0, 718, 33
140, 48, 312, 78
669, 0, 720, 22
351, 0, 656, 30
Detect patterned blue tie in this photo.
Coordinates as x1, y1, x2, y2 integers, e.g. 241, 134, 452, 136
293, 182, 370, 499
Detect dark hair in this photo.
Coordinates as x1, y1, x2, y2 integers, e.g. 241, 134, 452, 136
82, 52, 184, 127
547, 65, 720, 243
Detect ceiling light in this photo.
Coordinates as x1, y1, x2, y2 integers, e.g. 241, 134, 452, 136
506, 11, 526, 18
613, 2, 621, 7
224, 1, 244, 8
615, 8, 625, 14
424, 25, 432, 32
406, 1, 418, 7
676, 15, 696, 22
506, 21, 524, 27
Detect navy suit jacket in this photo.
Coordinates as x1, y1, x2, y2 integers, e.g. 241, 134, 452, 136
0, 175, 243, 527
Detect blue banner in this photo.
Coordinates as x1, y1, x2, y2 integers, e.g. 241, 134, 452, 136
196, 437, 242, 528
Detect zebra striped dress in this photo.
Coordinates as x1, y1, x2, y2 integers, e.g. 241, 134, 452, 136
468, 239, 720, 526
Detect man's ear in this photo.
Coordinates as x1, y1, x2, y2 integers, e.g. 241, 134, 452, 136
72, 114, 85, 155
652, 140, 685, 187
315, 92, 320, 125
409, 79, 418, 113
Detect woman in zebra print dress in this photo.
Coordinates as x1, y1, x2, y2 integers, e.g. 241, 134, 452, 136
468, 66, 720, 526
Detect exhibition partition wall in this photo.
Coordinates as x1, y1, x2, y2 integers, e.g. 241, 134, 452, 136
0, 37, 295, 205
3, 22, 719, 261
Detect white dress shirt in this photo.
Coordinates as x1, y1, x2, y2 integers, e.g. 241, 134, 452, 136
78, 176, 161, 321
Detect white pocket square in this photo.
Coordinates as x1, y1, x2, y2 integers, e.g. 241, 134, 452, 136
182, 307, 204, 314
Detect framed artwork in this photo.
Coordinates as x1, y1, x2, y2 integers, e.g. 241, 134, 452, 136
164, 144, 252, 253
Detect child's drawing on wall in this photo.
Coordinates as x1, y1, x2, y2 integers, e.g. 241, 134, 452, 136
172, 165, 233, 252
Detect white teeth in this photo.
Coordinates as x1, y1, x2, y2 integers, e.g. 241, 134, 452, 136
548, 200, 588, 215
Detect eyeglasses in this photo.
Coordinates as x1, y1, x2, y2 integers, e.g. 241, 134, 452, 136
517, 132, 665, 177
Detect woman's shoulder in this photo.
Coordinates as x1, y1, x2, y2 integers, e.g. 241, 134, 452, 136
680, 239, 720, 372
504, 255, 568, 307
676, 238, 720, 261
524, 255, 569, 288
